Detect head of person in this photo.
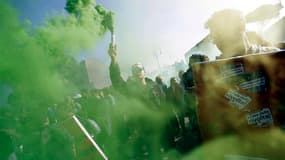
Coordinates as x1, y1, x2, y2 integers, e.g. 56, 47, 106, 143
178, 70, 184, 79
188, 54, 209, 67
205, 9, 247, 57
145, 77, 154, 85
170, 77, 178, 87
131, 62, 145, 79
155, 76, 163, 84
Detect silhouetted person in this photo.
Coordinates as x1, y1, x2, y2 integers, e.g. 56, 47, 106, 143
108, 44, 155, 105
108, 44, 163, 159
181, 54, 209, 95
155, 76, 167, 95
152, 76, 167, 106
167, 77, 185, 108
205, 9, 279, 59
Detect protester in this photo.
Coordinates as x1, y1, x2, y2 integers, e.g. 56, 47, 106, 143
181, 54, 209, 94
107, 44, 166, 159
108, 44, 156, 107
155, 76, 167, 95
181, 54, 209, 117
178, 70, 185, 89
168, 54, 207, 153
205, 9, 279, 59
187, 9, 285, 160
152, 76, 167, 106
167, 77, 185, 108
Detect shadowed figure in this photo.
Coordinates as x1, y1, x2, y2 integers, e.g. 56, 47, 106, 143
205, 9, 279, 59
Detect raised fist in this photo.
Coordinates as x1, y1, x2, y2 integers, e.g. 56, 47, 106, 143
108, 43, 117, 61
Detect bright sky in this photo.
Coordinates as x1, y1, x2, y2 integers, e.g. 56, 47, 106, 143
11, 0, 281, 74
95, 0, 280, 73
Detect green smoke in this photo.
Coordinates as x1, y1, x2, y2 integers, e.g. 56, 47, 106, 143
65, 0, 96, 17
0, 2, 186, 158
95, 4, 115, 33
0, 0, 110, 103
0, 0, 112, 159
183, 129, 285, 160
65, 0, 115, 34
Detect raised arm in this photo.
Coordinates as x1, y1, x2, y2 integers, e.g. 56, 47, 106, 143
108, 44, 126, 89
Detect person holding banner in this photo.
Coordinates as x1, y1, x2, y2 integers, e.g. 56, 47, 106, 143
205, 9, 279, 59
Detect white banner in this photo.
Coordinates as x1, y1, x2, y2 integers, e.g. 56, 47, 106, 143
247, 108, 273, 127
224, 90, 251, 110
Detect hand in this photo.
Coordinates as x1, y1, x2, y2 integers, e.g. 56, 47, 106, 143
108, 43, 117, 61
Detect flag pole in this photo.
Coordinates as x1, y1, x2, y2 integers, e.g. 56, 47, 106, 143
72, 115, 108, 160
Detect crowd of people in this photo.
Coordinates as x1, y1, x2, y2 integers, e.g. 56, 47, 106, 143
1, 9, 284, 160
